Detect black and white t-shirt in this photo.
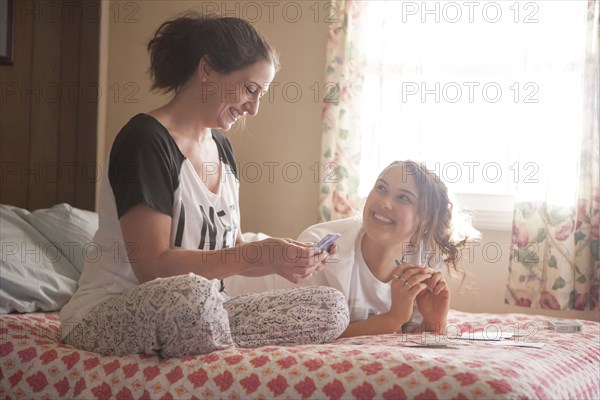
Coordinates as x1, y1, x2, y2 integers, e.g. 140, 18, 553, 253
60, 114, 239, 333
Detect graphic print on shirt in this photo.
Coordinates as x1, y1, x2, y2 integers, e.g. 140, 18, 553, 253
196, 206, 236, 250
174, 202, 186, 247
216, 210, 234, 249
172, 163, 239, 252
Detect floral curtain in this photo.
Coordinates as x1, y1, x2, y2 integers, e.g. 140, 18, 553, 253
506, 0, 600, 311
318, 0, 367, 222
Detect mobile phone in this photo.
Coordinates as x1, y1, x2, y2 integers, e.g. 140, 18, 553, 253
315, 233, 341, 253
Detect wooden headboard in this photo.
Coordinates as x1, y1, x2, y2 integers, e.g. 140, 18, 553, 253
0, 0, 99, 211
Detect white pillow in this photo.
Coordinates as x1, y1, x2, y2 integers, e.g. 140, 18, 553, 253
17, 203, 98, 274
0, 205, 81, 313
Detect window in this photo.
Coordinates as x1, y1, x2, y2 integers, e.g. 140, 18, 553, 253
356, 1, 589, 229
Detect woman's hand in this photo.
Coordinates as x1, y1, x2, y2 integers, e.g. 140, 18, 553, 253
247, 238, 335, 283
416, 271, 450, 332
290, 242, 338, 283
388, 263, 433, 324
342, 263, 433, 336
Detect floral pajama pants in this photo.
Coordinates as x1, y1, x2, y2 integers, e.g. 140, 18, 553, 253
63, 273, 349, 358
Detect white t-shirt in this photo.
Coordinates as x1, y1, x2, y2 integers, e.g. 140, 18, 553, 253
348, 231, 395, 322
60, 114, 240, 338
298, 217, 445, 326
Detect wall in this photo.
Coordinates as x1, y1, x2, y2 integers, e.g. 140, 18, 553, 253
99, 1, 598, 321
0, 0, 99, 211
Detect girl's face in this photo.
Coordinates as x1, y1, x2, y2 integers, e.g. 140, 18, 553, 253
362, 163, 421, 248
204, 59, 275, 131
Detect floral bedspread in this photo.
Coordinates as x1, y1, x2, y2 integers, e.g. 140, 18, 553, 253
1, 310, 599, 399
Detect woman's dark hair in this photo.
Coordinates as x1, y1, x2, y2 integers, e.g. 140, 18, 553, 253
148, 13, 280, 93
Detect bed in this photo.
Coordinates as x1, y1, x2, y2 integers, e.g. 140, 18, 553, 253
1, 204, 599, 399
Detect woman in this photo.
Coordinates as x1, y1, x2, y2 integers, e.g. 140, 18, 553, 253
60, 14, 349, 358
299, 161, 476, 337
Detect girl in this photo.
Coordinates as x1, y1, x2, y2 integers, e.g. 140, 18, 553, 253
299, 160, 475, 337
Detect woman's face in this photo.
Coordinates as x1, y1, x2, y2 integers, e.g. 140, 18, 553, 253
362, 163, 421, 248
205, 59, 275, 131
